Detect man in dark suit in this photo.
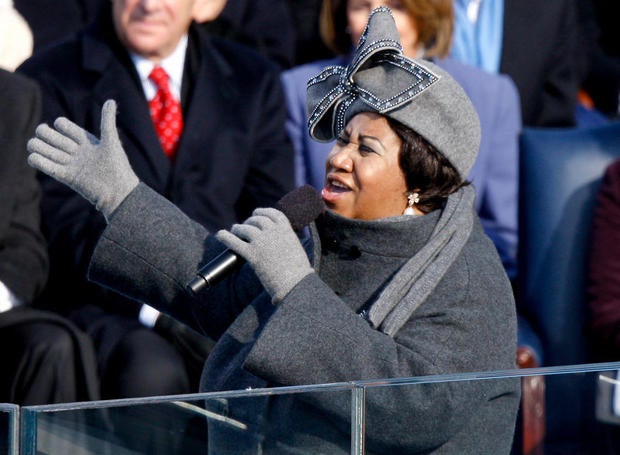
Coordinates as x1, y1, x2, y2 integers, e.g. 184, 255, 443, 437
501, 0, 581, 127
451, 0, 581, 127
18, 0, 294, 400
0, 68, 99, 405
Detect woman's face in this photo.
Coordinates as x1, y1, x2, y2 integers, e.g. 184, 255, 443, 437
346, 0, 420, 57
322, 112, 409, 220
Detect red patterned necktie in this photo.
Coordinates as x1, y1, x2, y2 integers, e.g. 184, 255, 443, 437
148, 66, 183, 159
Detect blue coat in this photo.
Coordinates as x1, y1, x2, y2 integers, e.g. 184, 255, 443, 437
282, 56, 521, 278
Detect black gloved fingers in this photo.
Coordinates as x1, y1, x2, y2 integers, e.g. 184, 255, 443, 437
27, 137, 73, 165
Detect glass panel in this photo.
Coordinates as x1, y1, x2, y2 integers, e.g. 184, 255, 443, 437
19, 362, 620, 454
362, 374, 520, 454
20, 384, 353, 455
0, 404, 18, 455
359, 362, 620, 455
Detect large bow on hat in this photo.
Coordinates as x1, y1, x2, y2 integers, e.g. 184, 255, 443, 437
307, 7, 439, 142
305, 6, 481, 179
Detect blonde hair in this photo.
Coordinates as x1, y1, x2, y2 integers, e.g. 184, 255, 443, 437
320, 0, 453, 58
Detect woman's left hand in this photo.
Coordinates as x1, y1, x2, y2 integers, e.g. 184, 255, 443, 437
215, 208, 313, 302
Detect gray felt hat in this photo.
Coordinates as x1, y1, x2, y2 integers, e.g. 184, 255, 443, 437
306, 6, 481, 179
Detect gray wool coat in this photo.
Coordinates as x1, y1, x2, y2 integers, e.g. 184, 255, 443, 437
89, 183, 520, 454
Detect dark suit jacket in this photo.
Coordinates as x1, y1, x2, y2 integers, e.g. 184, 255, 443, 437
14, 0, 104, 53
213, 0, 296, 69
17, 7, 294, 317
284, 0, 333, 65
0, 69, 48, 304
501, 0, 580, 127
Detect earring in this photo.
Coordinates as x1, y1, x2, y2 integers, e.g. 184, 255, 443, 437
403, 192, 420, 216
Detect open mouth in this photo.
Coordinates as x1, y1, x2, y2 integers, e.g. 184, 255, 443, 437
322, 176, 352, 203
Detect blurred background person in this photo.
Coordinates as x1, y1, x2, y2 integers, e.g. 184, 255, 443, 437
588, 158, 620, 363
193, 0, 296, 69
0, 68, 99, 406
192, 0, 226, 22
282, 0, 521, 281
0, 0, 33, 71
450, 0, 581, 127
285, 0, 333, 65
587, 157, 620, 453
215, 0, 295, 69
575, 0, 620, 123
17, 0, 294, 402
13, 0, 104, 54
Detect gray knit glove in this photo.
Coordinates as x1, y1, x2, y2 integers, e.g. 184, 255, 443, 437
215, 207, 313, 303
27, 100, 139, 220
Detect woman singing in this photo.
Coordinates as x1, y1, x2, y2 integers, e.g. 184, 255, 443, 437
27, 7, 519, 454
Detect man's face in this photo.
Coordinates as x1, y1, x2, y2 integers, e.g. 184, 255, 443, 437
112, 0, 196, 63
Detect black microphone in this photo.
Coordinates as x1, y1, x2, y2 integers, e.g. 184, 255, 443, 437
186, 185, 325, 295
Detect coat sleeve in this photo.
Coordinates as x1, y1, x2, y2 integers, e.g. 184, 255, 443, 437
88, 183, 265, 338
0, 71, 48, 304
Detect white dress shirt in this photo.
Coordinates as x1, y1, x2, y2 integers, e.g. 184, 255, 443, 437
130, 35, 188, 327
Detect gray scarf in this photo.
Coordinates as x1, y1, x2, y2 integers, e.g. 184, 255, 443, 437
307, 185, 474, 338
367, 185, 475, 336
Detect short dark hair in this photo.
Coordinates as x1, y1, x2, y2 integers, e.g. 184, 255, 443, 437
387, 117, 468, 213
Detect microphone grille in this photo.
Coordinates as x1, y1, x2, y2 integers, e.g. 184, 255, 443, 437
275, 185, 325, 231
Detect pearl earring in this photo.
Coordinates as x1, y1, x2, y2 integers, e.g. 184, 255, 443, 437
403, 192, 420, 216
